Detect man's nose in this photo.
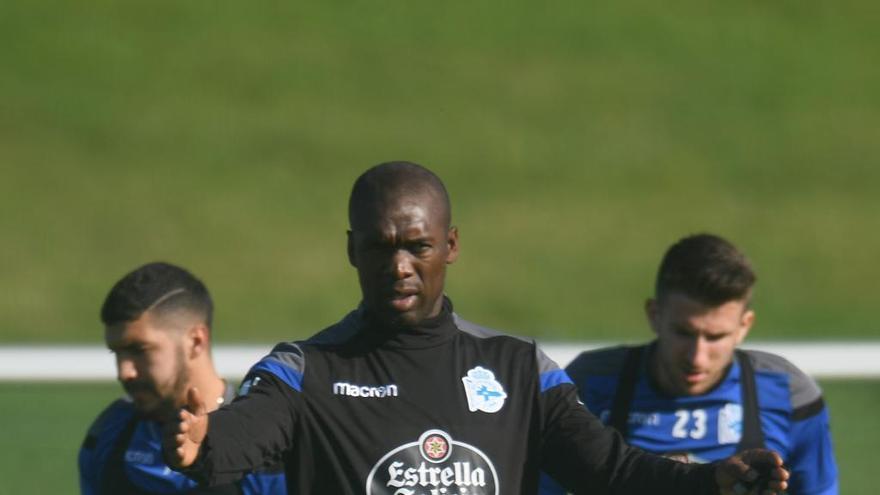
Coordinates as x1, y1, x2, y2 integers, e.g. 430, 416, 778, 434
686, 337, 710, 368
391, 250, 415, 279
117, 357, 137, 382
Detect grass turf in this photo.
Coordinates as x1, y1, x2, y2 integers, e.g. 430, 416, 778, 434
0, 379, 874, 493
1, 1, 878, 344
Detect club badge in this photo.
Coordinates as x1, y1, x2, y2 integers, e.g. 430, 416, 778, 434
462, 366, 507, 413
718, 403, 743, 445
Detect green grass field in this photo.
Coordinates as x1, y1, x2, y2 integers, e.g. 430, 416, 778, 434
1, 0, 879, 344
0, 379, 875, 494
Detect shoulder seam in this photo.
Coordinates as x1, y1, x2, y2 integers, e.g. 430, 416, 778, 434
792, 397, 826, 420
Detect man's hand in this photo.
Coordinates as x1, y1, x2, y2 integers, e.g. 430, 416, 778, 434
163, 387, 209, 469
716, 449, 789, 495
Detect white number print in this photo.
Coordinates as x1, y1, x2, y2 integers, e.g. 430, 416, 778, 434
672, 409, 708, 439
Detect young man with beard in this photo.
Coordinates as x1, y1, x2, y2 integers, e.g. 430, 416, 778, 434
79, 262, 286, 494
163, 162, 789, 494
541, 234, 838, 494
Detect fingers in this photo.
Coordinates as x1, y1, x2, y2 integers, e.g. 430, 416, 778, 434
187, 387, 208, 417
160, 390, 207, 469
742, 449, 789, 489
718, 449, 790, 495
743, 449, 783, 468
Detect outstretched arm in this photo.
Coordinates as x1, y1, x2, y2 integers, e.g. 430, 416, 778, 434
541, 380, 788, 494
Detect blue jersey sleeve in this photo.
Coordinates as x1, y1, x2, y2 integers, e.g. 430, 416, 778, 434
78, 441, 99, 495
241, 471, 287, 494
538, 471, 568, 495
788, 405, 838, 495
78, 400, 135, 495
749, 351, 839, 495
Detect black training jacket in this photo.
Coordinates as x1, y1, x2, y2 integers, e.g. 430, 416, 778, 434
185, 300, 718, 495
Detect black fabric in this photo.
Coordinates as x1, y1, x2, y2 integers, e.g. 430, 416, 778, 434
791, 397, 826, 421
735, 350, 766, 452
608, 346, 644, 436
194, 306, 721, 494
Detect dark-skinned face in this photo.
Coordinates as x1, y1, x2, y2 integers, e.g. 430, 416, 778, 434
348, 193, 459, 328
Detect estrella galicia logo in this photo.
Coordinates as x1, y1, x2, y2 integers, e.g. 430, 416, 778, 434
366, 429, 499, 495
461, 366, 507, 413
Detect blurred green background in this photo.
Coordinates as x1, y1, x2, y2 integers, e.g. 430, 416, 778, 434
2, 1, 879, 344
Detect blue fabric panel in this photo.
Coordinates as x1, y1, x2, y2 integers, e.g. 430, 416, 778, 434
124, 421, 199, 493
79, 402, 135, 495
242, 471, 288, 494
540, 369, 573, 392
788, 407, 839, 495
251, 360, 303, 392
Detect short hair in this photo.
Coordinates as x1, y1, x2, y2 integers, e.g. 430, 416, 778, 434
101, 262, 213, 328
655, 234, 756, 306
348, 161, 452, 229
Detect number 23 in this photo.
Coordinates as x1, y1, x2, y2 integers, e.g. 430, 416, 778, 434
672, 409, 707, 439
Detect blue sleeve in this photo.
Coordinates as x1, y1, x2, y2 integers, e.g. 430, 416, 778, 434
78, 400, 135, 495
538, 471, 568, 495
788, 406, 839, 495
78, 442, 99, 495
240, 471, 287, 494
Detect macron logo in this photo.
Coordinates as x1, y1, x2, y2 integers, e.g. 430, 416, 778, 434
333, 382, 399, 398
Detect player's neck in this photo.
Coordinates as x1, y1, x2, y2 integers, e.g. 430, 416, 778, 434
188, 361, 227, 413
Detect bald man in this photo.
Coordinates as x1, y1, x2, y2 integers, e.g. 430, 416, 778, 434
164, 162, 788, 494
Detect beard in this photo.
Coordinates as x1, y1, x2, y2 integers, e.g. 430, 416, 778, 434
129, 346, 190, 420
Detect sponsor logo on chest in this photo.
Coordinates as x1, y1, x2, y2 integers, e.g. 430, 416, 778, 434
124, 449, 155, 465
333, 381, 399, 398
366, 429, 499, 495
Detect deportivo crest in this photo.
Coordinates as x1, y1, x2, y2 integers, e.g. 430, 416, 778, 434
461, 366, 507, 414
366, 429, 499, 495
718, 403, 743, 444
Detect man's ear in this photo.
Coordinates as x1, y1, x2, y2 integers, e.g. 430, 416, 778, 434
736, 309, 755, 345
347, 230, 356, 268
645, 298, 660, 335
445, 226, 460, 264
187, 323, 210, 360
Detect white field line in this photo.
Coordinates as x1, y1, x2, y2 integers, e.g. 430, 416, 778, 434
1, 341, 878, 381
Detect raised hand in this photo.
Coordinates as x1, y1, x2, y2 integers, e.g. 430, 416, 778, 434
163, 387, 209, 469
716, 448, 789, 495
